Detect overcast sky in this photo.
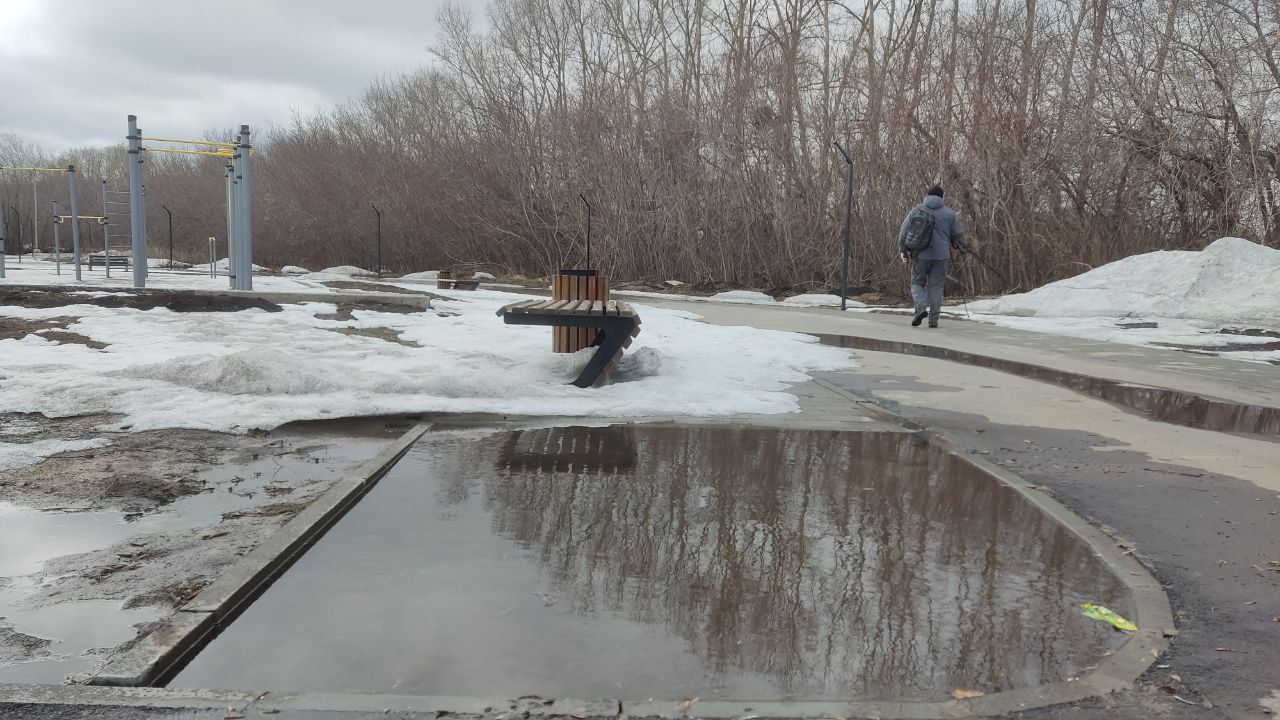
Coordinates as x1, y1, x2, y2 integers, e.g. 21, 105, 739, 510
0, 0, 472, 152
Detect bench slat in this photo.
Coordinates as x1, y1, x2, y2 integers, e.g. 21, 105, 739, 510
495, 299, 542, 317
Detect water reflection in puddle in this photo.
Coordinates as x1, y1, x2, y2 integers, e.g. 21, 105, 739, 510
173, 425, 1129, 702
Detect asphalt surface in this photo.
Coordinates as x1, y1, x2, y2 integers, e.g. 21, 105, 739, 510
824, 360, 1280, 720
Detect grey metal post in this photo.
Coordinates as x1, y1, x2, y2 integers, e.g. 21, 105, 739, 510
208, 236, 215, 277
67, 165, 82, 281
32, 177, 38, 255
833, 141, 853, 311
235, 125, 253, 290
52, 206, 61, 275
371, 204, 381, 277
0, 201, 6, 279
578, 193, 592, 269
161, 204, 172, 267
225, 161, 236, 286
127, 115, 147, 288
101, 180, 111, 278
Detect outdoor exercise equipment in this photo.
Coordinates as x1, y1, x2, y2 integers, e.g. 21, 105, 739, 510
0, 164, 83, 278
127, 115, 255, 289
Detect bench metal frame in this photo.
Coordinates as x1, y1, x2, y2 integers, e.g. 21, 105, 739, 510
499, 300, 641, 388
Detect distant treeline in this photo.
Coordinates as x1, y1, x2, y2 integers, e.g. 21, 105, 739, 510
3, 0, 1279, 294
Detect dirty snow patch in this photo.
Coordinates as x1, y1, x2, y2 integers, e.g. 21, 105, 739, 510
316, 266, 377, 277
0, 437, 112, 473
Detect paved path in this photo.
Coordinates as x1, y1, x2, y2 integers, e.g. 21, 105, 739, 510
627, 297, 1280, 411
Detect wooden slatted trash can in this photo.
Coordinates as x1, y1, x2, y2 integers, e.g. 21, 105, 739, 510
552, 269, 609, 352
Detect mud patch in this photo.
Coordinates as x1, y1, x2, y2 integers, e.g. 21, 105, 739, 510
0, 287, 282, 313
0, 413, 119, 441
313, 300, 425, 322
23, 518, 276, 611
0, 316, 108, 349
320, 280, 433, 296
0, 621, 52, 665
0, 429, 238, 511
324, 326, 420, 347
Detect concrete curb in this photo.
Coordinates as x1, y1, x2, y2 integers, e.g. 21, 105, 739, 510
87, 422, 432, 688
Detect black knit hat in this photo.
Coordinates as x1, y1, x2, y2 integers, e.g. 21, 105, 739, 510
927, 185, 944, 198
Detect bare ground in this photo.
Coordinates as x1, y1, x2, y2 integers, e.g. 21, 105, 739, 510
0, 421, 241, 512
0, 414, 405, 677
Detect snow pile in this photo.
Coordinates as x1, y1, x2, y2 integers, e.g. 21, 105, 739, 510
782, 294, 867, 308
279, 265, 310, 275
192, 258, 268, 273
711, 290, 775, 303
147, 259, 192, 269
0, 289, 854, 433
0, 438, 111, 473
664, 280, 685, 287
472, 271, 496, 280
316, 266, 378, 277
398, 270, 438, 281
968, 237, 1280, 328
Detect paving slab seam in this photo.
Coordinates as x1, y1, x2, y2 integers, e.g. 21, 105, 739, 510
85, 422, 433, 688
812, 333, 1280, 437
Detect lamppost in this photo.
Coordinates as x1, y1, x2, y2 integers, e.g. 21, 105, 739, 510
832, 142, 854, 311
578, 193, 592, 269
161, 204, 173, 267
371, 204, 382, 277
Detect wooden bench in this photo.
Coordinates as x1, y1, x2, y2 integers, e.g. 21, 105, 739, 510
86, 254, 130, 268
497, 299, 642, 388
437, 271, 480, 291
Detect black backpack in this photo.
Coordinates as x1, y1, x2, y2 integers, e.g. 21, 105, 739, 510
902, 206, 935, 252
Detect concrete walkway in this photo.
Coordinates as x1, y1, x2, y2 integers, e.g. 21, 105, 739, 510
629, 298, 1280, 413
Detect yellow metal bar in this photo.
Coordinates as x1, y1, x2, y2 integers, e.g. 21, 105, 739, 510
141, 136, 238, 148
0, 165, 67, 173
141, 146, 234, 158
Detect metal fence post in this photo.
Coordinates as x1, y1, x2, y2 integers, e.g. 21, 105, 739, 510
208, 236, 215, 277
127, 115, 147, 288
0, 202, 6, 279
52, 203, 61, 275
101, 180, 111, 278
32, 178, 38, 255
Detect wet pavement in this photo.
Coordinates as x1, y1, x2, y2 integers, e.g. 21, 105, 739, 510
172, 424, 1129, 702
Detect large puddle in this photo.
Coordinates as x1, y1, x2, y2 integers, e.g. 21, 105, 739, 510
171, 425, 1130, 702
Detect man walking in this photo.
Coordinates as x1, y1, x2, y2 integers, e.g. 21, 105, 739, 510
897, 184, 966, 328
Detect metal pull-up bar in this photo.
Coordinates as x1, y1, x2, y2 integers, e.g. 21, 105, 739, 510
126, 115, 255, 289
142, 146, 236, 159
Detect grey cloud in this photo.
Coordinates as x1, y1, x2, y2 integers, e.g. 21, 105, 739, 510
1, 0, 481, 151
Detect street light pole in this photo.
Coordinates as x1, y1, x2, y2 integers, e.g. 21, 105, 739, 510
161, 204, 173, 267
371, 204, 381, 277
578, 193, 592, 269
832, 141, 854, 312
